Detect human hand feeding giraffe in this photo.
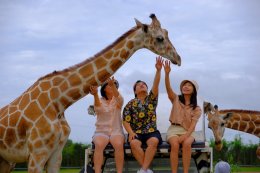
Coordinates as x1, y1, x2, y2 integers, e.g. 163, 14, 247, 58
90, 85, 98, 96
155, 56, 164, 71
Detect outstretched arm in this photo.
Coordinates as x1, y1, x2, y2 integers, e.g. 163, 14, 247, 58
151, 56, 164, 96
107, 77, 119, 97
90, 86, 101, 107
164, 60, 176, 102
107, 77, 123, 108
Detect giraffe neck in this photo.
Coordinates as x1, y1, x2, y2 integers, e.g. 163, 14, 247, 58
31, 26, 143, 113
220, 110, 260, 138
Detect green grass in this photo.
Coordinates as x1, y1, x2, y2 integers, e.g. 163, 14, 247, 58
12, 169, 81, 173
236, 166, 260, 172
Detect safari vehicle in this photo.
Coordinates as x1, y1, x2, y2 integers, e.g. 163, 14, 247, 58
80, 107, 213, 173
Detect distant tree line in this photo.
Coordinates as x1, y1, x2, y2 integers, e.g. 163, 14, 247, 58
15, 136, 259, 169
210, 135, 260, 166
61, 139, 90, 167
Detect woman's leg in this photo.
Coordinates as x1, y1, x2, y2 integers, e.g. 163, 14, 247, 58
182, 136, 194, 173
110, 135, 125, 173
93, 135, 109, 173
168, 136, 180, 173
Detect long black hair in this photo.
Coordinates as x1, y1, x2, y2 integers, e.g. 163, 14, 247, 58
179, 82, 198, 110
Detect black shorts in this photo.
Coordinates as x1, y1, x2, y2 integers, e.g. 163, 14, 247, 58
130, 130, 163, 145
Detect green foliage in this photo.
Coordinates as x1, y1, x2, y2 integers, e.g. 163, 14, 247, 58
61, 139, 90, 167
210, 135, 260, 167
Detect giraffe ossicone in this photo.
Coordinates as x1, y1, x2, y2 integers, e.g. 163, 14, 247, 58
203, 101, 260, 159
0, 14, 181, 172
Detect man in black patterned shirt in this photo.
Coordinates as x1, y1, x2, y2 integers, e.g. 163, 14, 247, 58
123, 56, 163, 173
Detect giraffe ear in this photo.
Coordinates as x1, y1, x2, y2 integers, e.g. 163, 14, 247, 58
135, 18, 142, 27
135, 18, 148, 33
203, 101, 213, 114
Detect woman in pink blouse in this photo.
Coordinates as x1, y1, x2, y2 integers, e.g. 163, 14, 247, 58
163, 61, 202, 173
89, 77, 124, 173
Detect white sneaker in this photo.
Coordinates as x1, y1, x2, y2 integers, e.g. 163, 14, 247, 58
147, 169, 153, 173
137, 168, 147, 173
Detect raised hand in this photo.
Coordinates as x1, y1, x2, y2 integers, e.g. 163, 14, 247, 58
163, 60, 171, 74
90, 85, 98, 96
107, 76, 116, 87
155, 56, 164, 71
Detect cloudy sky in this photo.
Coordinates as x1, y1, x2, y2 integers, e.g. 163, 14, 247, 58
1, 0, 259, 144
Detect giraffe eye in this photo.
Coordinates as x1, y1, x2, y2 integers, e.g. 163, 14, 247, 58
156, 36, 164, 43
221, 123, 224, 126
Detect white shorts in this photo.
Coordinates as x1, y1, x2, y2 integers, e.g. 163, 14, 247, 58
166, 125, 196, 141
92, 132, 124, 142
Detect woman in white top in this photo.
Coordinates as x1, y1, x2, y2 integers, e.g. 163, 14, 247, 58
90, 77, 124, 173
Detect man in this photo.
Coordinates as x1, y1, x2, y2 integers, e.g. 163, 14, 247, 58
123, 56, 163, 173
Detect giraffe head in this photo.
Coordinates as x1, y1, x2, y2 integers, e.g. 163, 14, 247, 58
203, 102, 233, 151
135, 14, 181, 66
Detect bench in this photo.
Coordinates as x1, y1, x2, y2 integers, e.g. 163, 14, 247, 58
83, 133, 213, 173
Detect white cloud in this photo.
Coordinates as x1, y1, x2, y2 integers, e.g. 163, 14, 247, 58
221, 73, 242, 80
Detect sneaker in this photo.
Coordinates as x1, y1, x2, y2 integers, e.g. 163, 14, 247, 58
137, 168, 147, 173
147, 169, 153, 173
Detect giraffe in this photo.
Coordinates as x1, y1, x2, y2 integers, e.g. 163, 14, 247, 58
0, 14, 181, 173
203, 102, 260, 159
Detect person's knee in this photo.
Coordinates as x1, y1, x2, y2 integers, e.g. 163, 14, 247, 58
111, 135, 124, 146
147, 138, 159, 148
113, 142, 124, 151
94, 141, 108, 150
182, 140, 192, 149
130, 140, 141, 150
169, 139, 179, 150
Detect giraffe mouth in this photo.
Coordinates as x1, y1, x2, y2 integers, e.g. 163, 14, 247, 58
171, 53, 181, 66
215, 141, 223, 151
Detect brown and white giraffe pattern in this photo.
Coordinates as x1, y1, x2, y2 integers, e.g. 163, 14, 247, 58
0, 14, 181, 173
203, 102, 260, 159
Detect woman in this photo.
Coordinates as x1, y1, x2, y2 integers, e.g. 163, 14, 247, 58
163, 60, 202, 173
89, 77, 124, 173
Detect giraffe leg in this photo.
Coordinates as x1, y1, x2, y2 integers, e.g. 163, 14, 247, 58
45, 140, 68, 173
27, 128, 61, 173
46, 115, 71, 173
27, 153, 48, 173
0, 156, 15, 173
45, 148, 63, 173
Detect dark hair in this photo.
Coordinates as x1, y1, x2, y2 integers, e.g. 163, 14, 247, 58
133, 80, 148, 97
100, 81, 119, 100
178, 82, 197, 110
